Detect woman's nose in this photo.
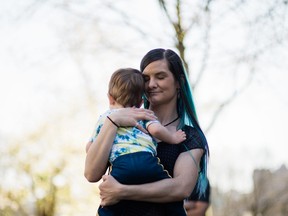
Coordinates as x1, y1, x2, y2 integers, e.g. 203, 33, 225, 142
148, 78, 157, 88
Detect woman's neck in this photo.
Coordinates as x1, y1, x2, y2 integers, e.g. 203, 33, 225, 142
150, 103, 178, 126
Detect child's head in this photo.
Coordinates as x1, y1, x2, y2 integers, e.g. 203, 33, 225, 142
108, 68, 144, 108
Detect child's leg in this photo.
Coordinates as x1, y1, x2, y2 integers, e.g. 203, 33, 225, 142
110, 152, 170, 184
97, 206, 114, 216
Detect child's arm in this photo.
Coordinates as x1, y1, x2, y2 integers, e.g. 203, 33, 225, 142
147, 121, 186, 144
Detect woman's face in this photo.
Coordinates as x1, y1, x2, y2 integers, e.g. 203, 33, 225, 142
142, 59, 179, 107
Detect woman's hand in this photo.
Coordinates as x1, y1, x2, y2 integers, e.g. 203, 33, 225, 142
109, 107, 156, 131
99, 175, 124, 206
184, 199, 209, 216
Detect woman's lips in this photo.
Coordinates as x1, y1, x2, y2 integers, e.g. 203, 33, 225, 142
148, 91, 160, 95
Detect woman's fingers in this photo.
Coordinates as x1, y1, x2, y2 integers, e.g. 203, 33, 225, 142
133, 108, 157, 120
102, 174, 108, 181
109, 108, 157, 127
99, 175, 121, 206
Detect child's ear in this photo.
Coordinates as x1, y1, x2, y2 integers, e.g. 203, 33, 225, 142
107, 93, 116, 105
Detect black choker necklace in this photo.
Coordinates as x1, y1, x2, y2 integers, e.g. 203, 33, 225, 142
164, 116, 179, 127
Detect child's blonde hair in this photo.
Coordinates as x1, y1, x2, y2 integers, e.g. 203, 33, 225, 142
108, 68, 144, 108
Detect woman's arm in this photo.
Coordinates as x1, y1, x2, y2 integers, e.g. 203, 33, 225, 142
84, 117, 118, 182
84, 108, 156, 182
99, 148, 203, 205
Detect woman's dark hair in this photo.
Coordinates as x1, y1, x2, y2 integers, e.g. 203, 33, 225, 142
140, 48, 209, 197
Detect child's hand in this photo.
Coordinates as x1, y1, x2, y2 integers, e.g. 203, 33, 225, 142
173, 129, 186, 144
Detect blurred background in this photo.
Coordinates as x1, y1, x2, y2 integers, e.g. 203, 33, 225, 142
1, 0, 288, 215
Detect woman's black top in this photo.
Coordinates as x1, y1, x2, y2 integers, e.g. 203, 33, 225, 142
115, 125, 205, 216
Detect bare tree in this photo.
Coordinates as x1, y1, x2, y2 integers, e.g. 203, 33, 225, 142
156, 0, 288, 132
14, 0, 288, 135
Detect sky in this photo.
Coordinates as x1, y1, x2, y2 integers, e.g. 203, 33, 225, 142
1, 0, 288, 195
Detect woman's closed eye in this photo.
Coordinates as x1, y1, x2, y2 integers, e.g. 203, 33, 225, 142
156, 74, 166, 80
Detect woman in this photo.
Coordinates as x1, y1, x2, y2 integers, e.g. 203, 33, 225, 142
85, 48, 209, 215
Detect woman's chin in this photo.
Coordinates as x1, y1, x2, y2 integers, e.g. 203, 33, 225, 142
148, 96, 160, 104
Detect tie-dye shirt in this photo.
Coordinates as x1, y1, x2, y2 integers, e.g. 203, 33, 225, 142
90, 109, 158, 162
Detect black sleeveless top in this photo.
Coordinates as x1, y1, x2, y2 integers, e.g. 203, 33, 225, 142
116, 125, 206, 216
